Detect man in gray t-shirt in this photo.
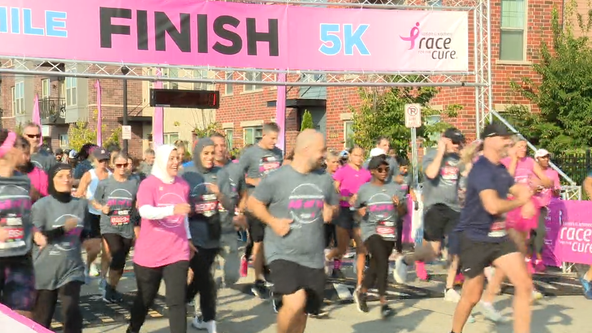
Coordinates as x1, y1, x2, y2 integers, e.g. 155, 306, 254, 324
248, 129, 338, 325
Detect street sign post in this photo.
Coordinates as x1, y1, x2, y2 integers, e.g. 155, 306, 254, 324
405, 104, 422, 191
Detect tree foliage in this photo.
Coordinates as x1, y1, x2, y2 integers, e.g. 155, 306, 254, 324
351, 78, 460, 157
509, 6, 592, 153
300, 110, 314, 130
194, 122, 221, 138
69, 110, 122, 151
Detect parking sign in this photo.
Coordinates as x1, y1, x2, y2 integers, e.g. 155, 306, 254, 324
405, 104, 422, 128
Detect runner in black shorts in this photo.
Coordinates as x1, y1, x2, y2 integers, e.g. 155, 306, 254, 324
247, 129, 338, 333
238, 123, 283, 299
450, 123, 534, 333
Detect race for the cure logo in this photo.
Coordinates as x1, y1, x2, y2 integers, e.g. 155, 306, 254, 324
319, 24, 370, 56
288, 184, 325, 225
367, 193, 395, 221
399, 22, 458, 60
558, 221, 592, 254
156, 192, 186, 229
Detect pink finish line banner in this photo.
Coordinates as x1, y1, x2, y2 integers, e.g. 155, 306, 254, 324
0, 0, 469, 72
543, 199, 592, 267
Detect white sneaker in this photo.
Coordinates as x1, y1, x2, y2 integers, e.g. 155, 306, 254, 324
192, 317, 217, 332
479, 301, 507, 323
444, 288, 461, 303
531, 289, 544, 302
393, 256, 408, 284
89, 264, 100, 277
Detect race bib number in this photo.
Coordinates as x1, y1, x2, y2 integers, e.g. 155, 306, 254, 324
376, 220, 396, 240
441, 166, 459, 181
488, 220, 507, 238
0, 227, 25, 249
110, 211, 131, 226
195, 194, 218, 217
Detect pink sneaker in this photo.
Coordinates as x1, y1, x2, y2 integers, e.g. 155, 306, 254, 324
240, 255, 248, 277
454, 273, 465, 286
415, 261, 429, 281
534, 259, 546, 272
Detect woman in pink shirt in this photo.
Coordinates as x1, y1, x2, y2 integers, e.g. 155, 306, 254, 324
326, 146, 371, 285
16, 136, 48, 202
128, 145, 195, 333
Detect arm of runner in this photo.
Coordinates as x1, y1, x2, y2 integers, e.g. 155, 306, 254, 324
423, 139, 448, 179
479, 174, 529, 215
91, 180, 107, 212
532, 161, 553, 188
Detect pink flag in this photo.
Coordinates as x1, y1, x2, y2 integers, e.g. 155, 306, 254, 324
152, 70, 164, 147
275, 73, 287, 152
94, 80, 103, 146
32, 94, 41, 127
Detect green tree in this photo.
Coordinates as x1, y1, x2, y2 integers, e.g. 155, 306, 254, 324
508, 6, 592, 153
351, 78, 460, 157
300, 110, 314, 130
194, 122, 221, 138
68, 121, 97, 151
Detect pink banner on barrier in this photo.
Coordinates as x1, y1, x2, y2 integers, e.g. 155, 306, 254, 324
0, 1, 468, 72
543, 199, 592, 267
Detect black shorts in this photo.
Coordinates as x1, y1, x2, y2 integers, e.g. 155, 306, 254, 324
88, 213, 101, 238
0, 256, 36, 311
269, 260, 325, 315
335, 207, 358, 230
247, 212, 265, 243
423, 204, 460, 242
458, 233, 518, 279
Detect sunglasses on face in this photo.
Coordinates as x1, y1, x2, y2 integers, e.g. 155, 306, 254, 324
376, 167, 390, 173
115, 163, 129, 168
26, 134, 41, 139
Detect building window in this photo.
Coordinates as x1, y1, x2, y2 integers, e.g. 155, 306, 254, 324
41, 79, 51, 98
225, 72, 234, 95
59, 134, 69, 147
193, 69, 208, 90
11, 82, 25, 115
161, 68, 179, 90
500, 0, 526, 61
65, 77, 77, 106
225, 129, 234, 149
344, 121, 354, 149
243, 126, 262, 145
243, 72, 262, 92
164, 132, 180, 145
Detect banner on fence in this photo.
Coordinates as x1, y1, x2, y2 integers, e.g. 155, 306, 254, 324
543, 199, 592, 267
0, 1, 469, 72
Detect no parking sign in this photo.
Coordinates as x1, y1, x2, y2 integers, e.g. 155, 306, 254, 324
405, 104, 422, 128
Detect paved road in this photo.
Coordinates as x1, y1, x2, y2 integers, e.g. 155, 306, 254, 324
73, 261, 589, 333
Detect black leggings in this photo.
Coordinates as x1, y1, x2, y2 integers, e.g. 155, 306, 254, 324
362, 235, 395, 297
102, 233, 133, 271
186, 247, 219, 322
129, 261, 189, 333
324, 223, 337, 248
34, 281, 83, 333
396, 218, 404, 253
530, 207, 548, 255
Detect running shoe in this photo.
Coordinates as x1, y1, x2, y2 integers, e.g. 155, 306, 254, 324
380, 304, 395, 319
415, 261, 429, 281
192, 316, 218, 333
272, 293, 283, 313
240, 255, 248, 278
585, 288, 592, 300
251, 280, 270, 299
308, 309, 329, 319
531, 289, 544, 302
353, 287, 369, 313
89, 264, 100, 277
479, 301, 507, 323
444, 288, 461, 303
534, 259, 546, 272
103, 285, 124, 303
454, 273, 465, 286
125, 327, 138, 333
393, 256, 408, 284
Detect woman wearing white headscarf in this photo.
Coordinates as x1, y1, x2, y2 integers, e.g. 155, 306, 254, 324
126, 145, 195, 333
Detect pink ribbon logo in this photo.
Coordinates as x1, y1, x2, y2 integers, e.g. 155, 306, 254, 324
400, 22, 421, 50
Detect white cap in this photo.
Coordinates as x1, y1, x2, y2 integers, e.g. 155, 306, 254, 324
370, 148, 386, 157
68, 150, 78, 159
339, 150, 349, 158
535, 149, 550, 158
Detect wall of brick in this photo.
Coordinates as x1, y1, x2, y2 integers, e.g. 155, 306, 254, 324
0, 74, 16, 130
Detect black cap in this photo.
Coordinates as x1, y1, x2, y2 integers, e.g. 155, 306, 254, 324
55, 148, 64, 155
481, 123, 516, 138
367, 155, 389, 170
92, 147, 111, 161
443, 127, 465, 145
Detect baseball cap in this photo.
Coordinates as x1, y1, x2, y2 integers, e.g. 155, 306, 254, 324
68, 150, 78, 159
535, 149, 551, 159
369, 147, 386, 157
92, 147, 110, 161
443, 127, 466, 144
367, 155, 389, 170
55, 148, 64, 155
481, 123, 516, 138
339, 150, 349, 159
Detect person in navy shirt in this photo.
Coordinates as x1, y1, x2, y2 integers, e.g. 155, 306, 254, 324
451, 123, 535, 333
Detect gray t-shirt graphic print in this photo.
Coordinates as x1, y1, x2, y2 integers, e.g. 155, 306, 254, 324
239, 145, 283, 194
355, 183, 403, 242
0, 175, 33, 258
422, 149, 462, 211
32, 196, 89, 290
94, 177, 139, 239
253, 166, 338, 269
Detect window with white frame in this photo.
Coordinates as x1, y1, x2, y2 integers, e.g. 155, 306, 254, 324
243, 126, 262, 145
243, 72, 262, 92
164, 132, 180, 145
225, 72, 234, 95
65, 76, 77, 106
225, 129, 234, 149
41, 79, 51, 98
59, 134, 69, 147
500, 0, 526, 61
193, 69, 209, 90
161, 68, 179, 90
344, 121, 354, 149
12, 82, 25, 115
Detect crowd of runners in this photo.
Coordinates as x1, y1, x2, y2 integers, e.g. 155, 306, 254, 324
0, 121, 591, 333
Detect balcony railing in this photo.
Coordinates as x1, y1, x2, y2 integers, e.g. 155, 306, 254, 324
40, 97, 66, 125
